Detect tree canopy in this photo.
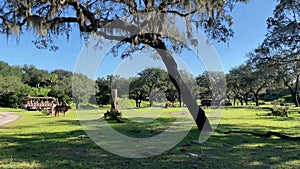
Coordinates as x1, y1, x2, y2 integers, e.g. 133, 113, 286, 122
248, 0, 300, 106
0, 0, 250, 131
1, 0, 248, 48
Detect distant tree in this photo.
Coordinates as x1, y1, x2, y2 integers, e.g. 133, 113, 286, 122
251, 0, 300, 106
0, 76, 26, 96
251, 51, 300, 107
247, 52, 275, 106
0, 0, 249, 130
206, 71, 227, 104
178, 70, 198, 106
51, 69, 73, 80
0, 61, 22, 78
196, 72, 211, 99
22, 65, 50, 88
48, 77, 72, 104
129, 77, 148, 108
0, 92, 19, 108
0, 76, 28, 108
47, 73, 58, 87
262, 0, 300, 56
227, 64, 253, 105
72, 73, 96, 109
197, 71, 226, 105
162, 79, 178, 103
138, 68, 167, 106
271, 59, 299, 107
95, 76, 111, 106
226, 73, 240, 105
110, 75, 130, 98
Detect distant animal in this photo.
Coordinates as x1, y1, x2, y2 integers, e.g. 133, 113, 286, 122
53, 103, 72, 117
219, 100, 233, 106
165, 101, 176, 108
201, 99, 212, 107
201, 99, 232, 107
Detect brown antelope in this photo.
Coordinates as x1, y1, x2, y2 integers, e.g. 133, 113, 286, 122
53, 102, 72, 117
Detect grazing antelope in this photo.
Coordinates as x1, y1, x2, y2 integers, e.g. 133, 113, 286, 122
53, 102, 72, 117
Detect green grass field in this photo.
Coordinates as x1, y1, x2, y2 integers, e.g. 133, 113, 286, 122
0, 106, 299, 169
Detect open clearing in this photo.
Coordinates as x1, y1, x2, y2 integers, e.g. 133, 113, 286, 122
0, 107, 299, 169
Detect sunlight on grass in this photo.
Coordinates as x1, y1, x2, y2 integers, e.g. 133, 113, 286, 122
0, 107, 299, 168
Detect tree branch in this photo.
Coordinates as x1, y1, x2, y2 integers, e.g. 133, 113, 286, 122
216, 130, 300, 141
46, 17, 79, 25
164, 10, 197, 17
95, 31, 128, 41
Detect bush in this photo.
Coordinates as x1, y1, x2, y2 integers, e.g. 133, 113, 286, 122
269, 105, 289, 117
41, 110, 50, 116
0, 93, 19, 108
96, 94, 110, 105
7, 94, 19, 108
259, 101, 266, 105
283, 95, 294, 104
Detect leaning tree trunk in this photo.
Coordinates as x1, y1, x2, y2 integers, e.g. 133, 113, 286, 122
285, 76, 300, 107
152, 43, 212, 131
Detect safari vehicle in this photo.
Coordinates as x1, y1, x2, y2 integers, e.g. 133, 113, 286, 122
19, 95, 58, 111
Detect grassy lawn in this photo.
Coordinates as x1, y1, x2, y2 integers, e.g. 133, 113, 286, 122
0, 106, 299, 168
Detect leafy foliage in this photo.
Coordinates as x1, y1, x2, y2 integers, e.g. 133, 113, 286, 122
0, 0, 248, 50
72, 73, 97, 109
263, 0, 300, 52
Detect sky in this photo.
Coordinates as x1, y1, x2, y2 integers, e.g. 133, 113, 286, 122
0, 0, 277, 78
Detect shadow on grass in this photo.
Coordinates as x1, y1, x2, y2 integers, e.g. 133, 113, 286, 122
1, 113, 300, 168
181, 126, 300, 168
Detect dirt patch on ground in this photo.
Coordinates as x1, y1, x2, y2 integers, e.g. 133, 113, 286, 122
169, 112, 189, 116
0, 112, 20, 126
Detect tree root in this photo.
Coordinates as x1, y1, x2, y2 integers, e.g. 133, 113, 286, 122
216, 130, 300, 141
103, 110, 123, 123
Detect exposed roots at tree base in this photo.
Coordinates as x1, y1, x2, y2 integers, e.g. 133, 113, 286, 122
103, 110, 123, 123
216, 130, 300, 141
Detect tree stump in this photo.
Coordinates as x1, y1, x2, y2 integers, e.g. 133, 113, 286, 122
104, 89, 123, 123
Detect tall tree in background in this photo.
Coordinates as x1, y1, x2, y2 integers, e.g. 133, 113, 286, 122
138, 68, 166, 106
22, 65, 50, 88
110, 75, 130, 98
263, 0, 299, 56
252, 0, 300, 106
95, 76, 111, 106
267, 56, 300, 107
48, 77, 72, 104
227, 64, 252, 105
245, 52, 275, 106
51, 69, 73, 80
196, 72, 211, 100
72, 73, 96, 109
0, 0, 248, 131
0, 61, 22, 78
129, 77, 148, 108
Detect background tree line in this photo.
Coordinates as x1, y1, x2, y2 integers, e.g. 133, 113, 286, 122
1, 60, 298, 109
0, 61, 95, 109
225, 0, 300, 107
